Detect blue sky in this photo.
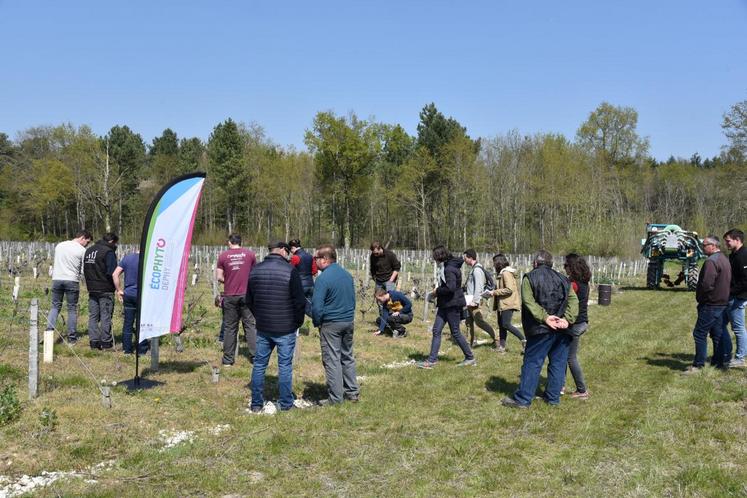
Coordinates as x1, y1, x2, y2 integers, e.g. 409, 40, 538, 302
1, 1, 746, 160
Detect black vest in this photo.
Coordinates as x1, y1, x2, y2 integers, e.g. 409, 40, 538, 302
521, 265, 570, 336
296, 248, 314, 288
83, 241, 116, 294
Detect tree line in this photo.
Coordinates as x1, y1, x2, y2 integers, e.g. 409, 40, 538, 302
0, 100, 745, 257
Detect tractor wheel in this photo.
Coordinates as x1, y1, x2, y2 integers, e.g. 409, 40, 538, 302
646, 260, 660, 289
687, 262, 699, 291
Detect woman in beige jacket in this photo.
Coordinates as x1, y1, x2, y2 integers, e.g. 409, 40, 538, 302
491, 254, 526, 353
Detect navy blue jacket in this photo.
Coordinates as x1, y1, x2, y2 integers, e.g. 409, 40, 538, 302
379, 290, 412, 332
295, 248, 315, 288
246, 253, 306, 335
436, 257, 467, 309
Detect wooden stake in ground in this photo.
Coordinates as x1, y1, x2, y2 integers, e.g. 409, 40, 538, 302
29, 298, 39, 400
13, 276, 20, 302
151, 338, 159, 372
43, 328, 54, 363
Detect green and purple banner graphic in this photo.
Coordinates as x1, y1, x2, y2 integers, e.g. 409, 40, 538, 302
138, 173, 205, 343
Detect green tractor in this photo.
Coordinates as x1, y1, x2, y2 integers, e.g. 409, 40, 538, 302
641, 224, 704, 290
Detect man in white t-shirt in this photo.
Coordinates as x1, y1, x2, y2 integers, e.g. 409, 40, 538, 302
46, 230, 92, 343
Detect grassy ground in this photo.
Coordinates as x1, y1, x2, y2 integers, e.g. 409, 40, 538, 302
0, 272, 745, 497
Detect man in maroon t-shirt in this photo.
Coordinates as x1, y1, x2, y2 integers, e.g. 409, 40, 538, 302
217, 234, 257, 366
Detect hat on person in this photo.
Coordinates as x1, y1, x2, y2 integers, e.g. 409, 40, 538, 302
288, 239, 302, 249
268, 240, 291, 252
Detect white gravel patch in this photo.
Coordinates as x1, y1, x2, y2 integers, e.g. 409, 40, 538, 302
382, 359, 416, 369
207, 424, 231, 436
158, 429, 196, 450
0, 460, 114, 498
247, 470, 265, 483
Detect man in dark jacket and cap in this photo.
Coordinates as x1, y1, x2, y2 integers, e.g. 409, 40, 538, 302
83, 232, 119, 350
246, 241, 306, 412
502, 250, 578, 408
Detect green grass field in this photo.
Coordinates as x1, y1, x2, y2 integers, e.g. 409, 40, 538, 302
1, 273, 746, 497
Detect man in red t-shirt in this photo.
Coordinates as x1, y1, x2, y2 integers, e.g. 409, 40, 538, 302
217, 234, 257, 366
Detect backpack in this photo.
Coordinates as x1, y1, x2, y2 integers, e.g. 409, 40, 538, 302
476, 264, 496, 292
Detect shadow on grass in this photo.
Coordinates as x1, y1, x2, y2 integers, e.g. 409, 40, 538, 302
301, 381, 328, 402
641, 351, 692, 371
141, 360, 206, 375
242, 375, 323, 403
485, 375, 519, 395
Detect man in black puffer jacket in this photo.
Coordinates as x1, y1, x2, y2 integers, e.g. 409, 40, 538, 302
246, 241, 306, 412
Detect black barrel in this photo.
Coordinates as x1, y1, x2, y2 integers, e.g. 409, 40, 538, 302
597, 284, 612, 306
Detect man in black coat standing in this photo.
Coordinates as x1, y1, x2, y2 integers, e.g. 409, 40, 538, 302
246, 241, 306, 412
83, 232, 119, 350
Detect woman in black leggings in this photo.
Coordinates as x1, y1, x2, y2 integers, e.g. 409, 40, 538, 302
491, 254, 526, 353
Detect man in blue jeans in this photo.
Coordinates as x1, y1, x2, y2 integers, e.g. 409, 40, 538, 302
723, 229, 747, 368
686, 235, 732, 373
246, 241, 306, 412
502, 250, 578, 408
113, 249, 149, 355
46, 230, 92, 343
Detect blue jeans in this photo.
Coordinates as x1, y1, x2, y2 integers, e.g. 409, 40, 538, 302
250, 331, 296, 410
303, 285, 314, 317
46, 280, 80, 339
514, 332, 572, 406
723, 298, 746, 361
692, 304, 727, 368
427, 307, 474, 363
122, 294, 148, 354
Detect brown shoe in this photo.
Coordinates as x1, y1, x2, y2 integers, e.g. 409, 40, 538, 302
570, 390, 590, 399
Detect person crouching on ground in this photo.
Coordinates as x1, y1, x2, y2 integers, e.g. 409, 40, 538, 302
418, 246, 475, 369
374, 288, 413, 338
502, 250, 578, 408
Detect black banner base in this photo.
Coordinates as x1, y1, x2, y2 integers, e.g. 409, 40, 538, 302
122, 377, 163, 391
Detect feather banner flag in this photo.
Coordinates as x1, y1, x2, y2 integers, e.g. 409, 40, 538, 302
137, 172, 206, 343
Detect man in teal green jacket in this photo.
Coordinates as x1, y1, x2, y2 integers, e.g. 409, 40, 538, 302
312, 244, 359, 405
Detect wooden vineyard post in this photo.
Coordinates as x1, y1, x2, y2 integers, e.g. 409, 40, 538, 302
28, 299, 39, 400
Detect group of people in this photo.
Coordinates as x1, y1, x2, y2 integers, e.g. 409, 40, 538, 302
46, 230, 147, 355
215, 238, 358, 410
366, 241, 592, 406
397, 244, 591, 408
688, 228, 747, 372
45, 227, 745, 410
